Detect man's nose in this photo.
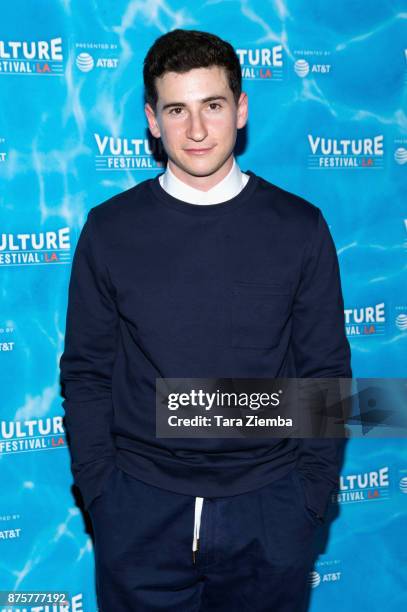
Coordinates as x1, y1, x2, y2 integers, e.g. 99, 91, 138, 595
186, 112, 207, 141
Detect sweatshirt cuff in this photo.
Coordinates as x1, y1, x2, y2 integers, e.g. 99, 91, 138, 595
296, 468, 338, 521
73, 456, 117, 511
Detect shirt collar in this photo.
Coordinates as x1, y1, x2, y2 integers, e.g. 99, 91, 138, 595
159, 158, 248, 205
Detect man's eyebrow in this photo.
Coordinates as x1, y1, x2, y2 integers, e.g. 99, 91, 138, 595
161, 95, 228, 111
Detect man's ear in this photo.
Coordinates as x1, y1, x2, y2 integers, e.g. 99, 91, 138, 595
144, 103, 161, 139
236, 92, 248, 129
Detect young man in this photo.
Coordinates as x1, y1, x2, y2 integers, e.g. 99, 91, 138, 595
60, 29, 351, 612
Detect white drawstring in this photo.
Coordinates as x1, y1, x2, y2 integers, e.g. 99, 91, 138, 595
192, 496, 204, 563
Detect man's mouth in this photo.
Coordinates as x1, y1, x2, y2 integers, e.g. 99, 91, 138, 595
184, 146, 214, 155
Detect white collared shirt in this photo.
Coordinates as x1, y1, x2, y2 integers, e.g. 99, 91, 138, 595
159, 158, 249, 204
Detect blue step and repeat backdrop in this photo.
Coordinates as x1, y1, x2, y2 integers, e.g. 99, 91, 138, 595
0, 1, 406, 610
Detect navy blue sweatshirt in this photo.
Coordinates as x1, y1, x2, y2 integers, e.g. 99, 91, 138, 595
59, 170, 351, 517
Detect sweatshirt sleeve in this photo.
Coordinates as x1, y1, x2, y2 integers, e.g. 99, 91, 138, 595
292, 208, 352, 521
59, 208, 118, 511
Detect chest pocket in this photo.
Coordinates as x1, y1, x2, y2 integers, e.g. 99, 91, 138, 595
231, 280, 292, 349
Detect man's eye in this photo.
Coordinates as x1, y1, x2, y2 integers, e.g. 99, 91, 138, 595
169, 107, 183, 115
209, 103, 221, 110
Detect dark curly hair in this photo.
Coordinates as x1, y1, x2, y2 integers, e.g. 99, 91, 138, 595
143, 29, 242, 111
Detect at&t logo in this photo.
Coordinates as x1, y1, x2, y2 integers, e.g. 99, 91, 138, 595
76, 52, 118, 72
399, 476, 407, 494
309, 571, 321, 588
76, 52, 94, 72
74, 42, 119, 72
294, 59, 331, 78
294, 59, 309, 77
294, 49, 331, 78
394, 147, 407, 164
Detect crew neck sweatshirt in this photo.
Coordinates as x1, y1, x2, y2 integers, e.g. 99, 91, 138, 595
60, 170, 351, 518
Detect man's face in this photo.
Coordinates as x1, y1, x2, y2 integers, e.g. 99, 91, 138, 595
145, 65, 248, 189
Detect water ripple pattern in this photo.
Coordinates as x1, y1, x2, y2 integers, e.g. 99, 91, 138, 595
0, 1, 405, 610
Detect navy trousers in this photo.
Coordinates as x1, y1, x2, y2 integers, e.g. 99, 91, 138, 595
88, 465, 322, 611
